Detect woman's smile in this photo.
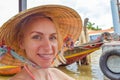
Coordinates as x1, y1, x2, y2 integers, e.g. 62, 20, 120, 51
37, 53, 54, 60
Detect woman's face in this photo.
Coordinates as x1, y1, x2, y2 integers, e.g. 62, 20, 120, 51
20, 17, 58, 68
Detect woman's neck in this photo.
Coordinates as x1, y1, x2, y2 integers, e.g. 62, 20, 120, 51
24, 65, 53, 80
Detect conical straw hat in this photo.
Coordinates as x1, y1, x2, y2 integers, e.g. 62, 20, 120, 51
0, 5, 82, 66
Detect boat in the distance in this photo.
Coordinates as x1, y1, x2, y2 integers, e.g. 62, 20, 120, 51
0, 66, 21, 76
64, 42, 103, 65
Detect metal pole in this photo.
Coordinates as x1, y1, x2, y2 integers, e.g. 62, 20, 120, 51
117, 0, 120, 21
19, 0, 27, 12
83, 18, 89, 42
110, 0, 120, 35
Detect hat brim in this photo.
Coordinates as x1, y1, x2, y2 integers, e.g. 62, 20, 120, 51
0, 5, 82, 66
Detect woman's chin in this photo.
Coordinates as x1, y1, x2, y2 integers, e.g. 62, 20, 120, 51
34, 59, 53, 68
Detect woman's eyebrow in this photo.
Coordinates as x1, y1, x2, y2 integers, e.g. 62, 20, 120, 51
30, 31, 43, 35
51, 33, 57, 35
30, 31, 57, 35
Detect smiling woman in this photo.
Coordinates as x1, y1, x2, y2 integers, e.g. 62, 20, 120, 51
0, 5, 82, 80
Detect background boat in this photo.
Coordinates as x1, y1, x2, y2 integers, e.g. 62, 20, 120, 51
63, 42, 103, 65
0, 66, 21, 76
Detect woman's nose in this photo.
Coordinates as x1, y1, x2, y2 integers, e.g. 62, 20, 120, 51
42, 38, 52, 51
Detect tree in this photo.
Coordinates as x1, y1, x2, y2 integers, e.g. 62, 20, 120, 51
87, 22, 102, 30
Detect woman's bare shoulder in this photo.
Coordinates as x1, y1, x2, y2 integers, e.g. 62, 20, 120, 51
9, 71, 32, 80
50, 68, 75, 80
9, 77, 23, 80
9, 75, 24, 80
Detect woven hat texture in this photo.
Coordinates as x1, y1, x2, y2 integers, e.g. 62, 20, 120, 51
0, 5, 82, 66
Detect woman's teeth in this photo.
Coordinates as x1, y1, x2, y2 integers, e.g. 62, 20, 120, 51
37, 54, 53, 59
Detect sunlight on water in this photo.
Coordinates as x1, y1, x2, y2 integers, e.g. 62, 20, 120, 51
0, 76, 11, 80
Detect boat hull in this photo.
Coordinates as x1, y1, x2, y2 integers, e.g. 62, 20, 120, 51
63, 42, 103, 65
65, 47, 100, 65
0, 66, 21, 76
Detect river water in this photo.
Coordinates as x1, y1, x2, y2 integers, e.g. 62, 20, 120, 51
0, 48, 110, 80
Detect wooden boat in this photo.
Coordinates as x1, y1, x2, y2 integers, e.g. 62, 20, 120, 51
0, 66, 21, 76
64, 42, 103, 65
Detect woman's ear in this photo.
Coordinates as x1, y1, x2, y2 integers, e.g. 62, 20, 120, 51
19, 40, 25, 49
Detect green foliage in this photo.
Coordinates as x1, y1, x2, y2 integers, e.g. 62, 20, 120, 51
87, 22, 102, 30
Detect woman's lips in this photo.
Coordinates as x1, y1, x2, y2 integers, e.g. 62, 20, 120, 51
37, 54, 53, 60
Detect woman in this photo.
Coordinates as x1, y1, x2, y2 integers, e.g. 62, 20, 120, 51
0, 5, 82, 80
93, 32, 113, 43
